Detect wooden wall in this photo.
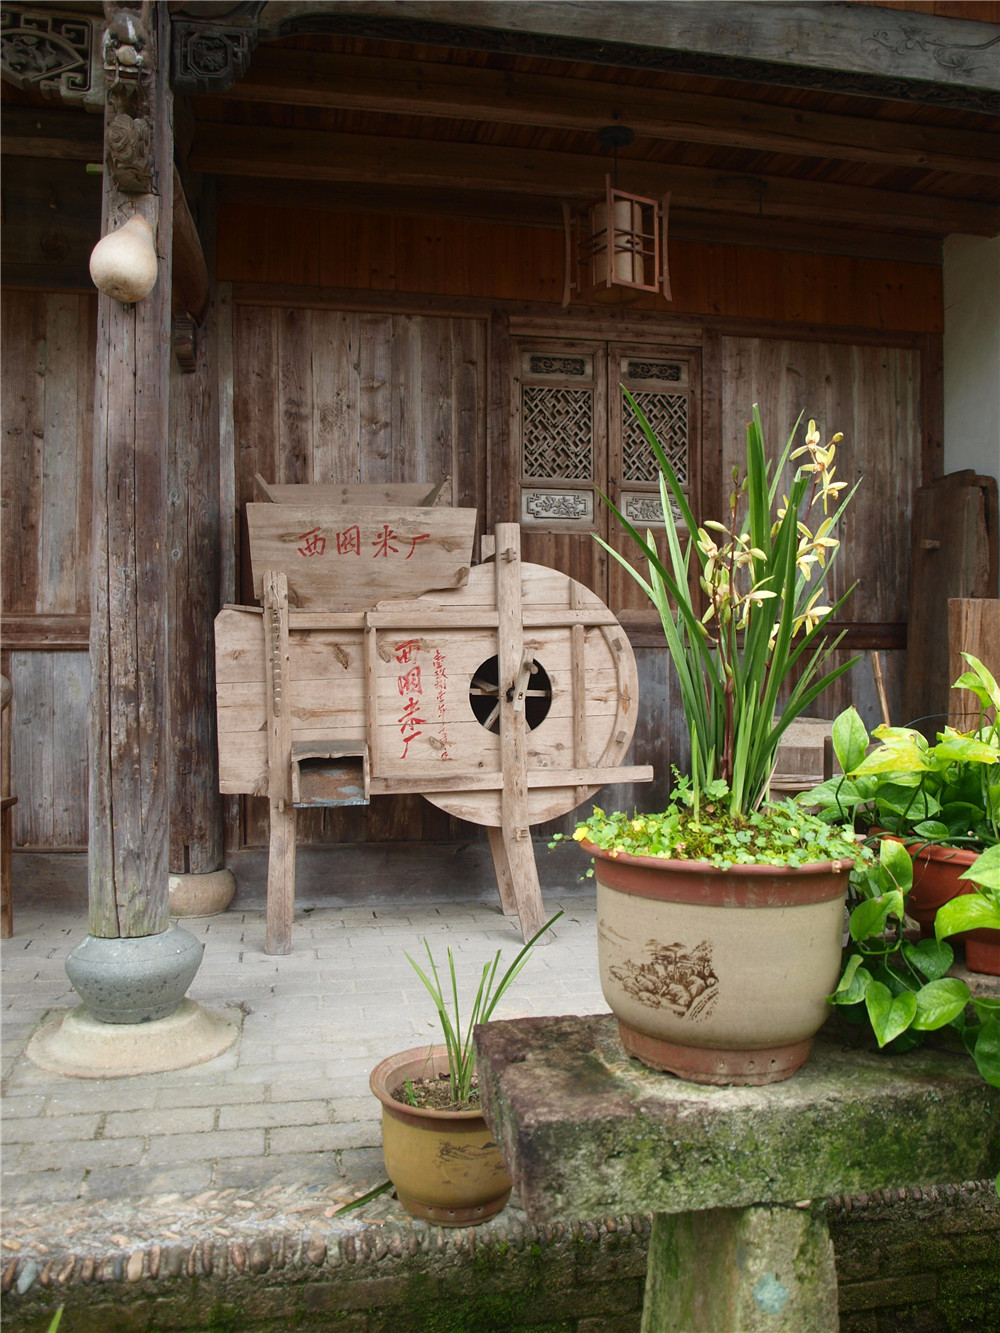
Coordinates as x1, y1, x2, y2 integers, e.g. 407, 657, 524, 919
217, 200, 944, 335
2, 200, 940, 849
719, 336, 921, 731
1, 290, 95, 848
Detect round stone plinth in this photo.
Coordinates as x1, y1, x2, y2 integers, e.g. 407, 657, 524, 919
65, 927, 204, 1023
169, 869, 236, 917
25, 999, 239, 1078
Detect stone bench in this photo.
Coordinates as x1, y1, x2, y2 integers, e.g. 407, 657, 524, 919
475, 1014, 1000, 1333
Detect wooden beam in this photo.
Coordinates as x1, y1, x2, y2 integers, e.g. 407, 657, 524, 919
192, 124, 1000, 236
0, 614, 90, 651
229, 48, 1000, 179
171, 167, 209, 322
264, 2, 1000, 107
1, 108, 103, 162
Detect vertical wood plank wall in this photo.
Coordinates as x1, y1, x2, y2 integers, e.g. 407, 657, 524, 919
2, 206, 940, 849
232, 305, 487, 844
1, 290, 95, 848
719, 337, 919, 727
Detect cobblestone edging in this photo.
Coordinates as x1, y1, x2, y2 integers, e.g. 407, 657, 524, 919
0, 1186, 652, 1332
3, 1179, 998, 1331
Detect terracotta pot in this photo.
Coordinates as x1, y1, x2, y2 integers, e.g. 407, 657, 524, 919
905, 842, 1000, 975
369, 1044, 512, 1226
587, 841, 852, 1086
906, 842, 978, 939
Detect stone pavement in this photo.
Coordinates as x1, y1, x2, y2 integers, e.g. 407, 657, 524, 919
1, 844, 607, 1260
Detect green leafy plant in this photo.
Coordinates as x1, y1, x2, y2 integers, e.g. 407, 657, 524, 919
828, 835, 1000, 1086
405, 911, 562, 1108
816, 721, 1000, 1091
803, 653, 1000, 850
598, 395, 859, 819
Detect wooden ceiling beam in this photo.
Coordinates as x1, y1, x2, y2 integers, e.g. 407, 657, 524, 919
226, 49, 1000, 179
217, 176, 944, 265
259, 2, 1000, 110
192, 123, 1000, 236
1, 108, 103, 162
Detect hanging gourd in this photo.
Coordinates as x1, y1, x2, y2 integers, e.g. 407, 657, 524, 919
89, 214, 158, 303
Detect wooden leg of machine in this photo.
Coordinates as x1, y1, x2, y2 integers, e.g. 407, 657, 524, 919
265, 799, 296, 956
496, 810, 546, 943
488, 824, 520, 918
494, 523, 547, 944
1, 675, 13, 939
264, 570, 295, 955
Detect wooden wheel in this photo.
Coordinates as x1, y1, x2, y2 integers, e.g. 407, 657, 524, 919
420, 561, 640, 827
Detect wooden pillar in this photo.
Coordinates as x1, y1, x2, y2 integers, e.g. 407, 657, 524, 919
87, 2, 173, 938
167, 184, 224, 878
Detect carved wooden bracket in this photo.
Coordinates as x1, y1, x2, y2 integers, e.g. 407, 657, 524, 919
102, 1, 154, 194
0, 5, 104, 108
170, 8, 260, 95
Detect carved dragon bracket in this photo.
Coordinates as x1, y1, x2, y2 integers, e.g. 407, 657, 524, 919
102, 1, 154, 194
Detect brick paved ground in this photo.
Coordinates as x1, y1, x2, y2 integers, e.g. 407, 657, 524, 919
1, 846, 605, 1234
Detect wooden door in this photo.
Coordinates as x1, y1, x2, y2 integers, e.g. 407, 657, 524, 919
511, 337, 701, 617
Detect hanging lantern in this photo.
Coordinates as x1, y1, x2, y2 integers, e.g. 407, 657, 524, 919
562, 128, 671, 308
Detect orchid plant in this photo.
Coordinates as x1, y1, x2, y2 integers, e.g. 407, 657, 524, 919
598, 395, 859, 820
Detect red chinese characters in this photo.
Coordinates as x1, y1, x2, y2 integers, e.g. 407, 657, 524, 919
293, 525, 432, 559
394, 639, 426, 760
372, 526, 431, 559
336, 524, 361, 556
297, 527, 326, 558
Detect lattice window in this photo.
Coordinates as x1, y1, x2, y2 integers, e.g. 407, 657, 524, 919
622, 392, 688, 484
522, 386, 593, 480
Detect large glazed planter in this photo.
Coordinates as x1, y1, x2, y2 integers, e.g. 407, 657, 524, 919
908, 842, 999, 975
370, 1044, 512, 1226
586, 840, 852, 1086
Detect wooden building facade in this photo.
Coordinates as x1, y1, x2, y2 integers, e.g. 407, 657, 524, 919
2, 2, 998, 870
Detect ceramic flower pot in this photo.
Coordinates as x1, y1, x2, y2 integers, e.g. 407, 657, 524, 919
369, 1044, 512, 1226
907, 842, 977, 939
907, 842, 999, 975
586, 841, 852, 1086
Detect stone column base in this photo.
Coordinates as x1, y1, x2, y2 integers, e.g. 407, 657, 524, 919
25, 998, 240, 1078
169, 868, 236, 917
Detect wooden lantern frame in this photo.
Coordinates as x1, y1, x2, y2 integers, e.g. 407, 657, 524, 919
563, 175, 671, 307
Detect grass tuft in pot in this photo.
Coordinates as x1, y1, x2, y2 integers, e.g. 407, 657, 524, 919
403, 910, 562, 1110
